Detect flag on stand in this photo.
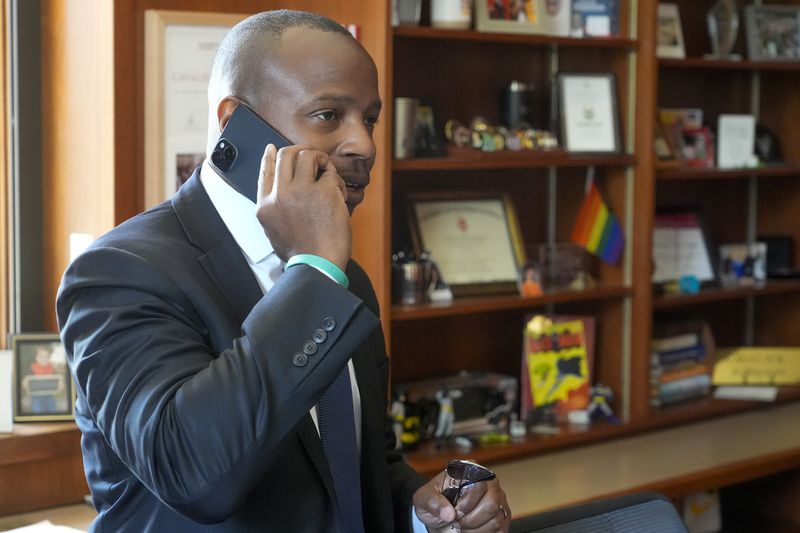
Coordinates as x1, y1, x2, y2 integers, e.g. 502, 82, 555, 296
571, 182, 624, 265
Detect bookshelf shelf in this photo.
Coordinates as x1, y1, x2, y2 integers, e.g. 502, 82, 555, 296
405, 391, 800, 477
391, 285, 632, 321
656, 164, 800, 181
647, 388, 800, 426
393, 151, 636, 172
659, 57, 800, 72
404, 420, 627, 477
653, 281, 800, 309
393, 26, 637, 49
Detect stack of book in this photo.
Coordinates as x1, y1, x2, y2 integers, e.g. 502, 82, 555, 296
650, 320, 713, 407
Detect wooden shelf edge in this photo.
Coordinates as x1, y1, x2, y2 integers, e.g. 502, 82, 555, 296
391, 285, 632, 321
0, 423, 81, 467
653, 280, 800, 308
659, 57, 800, 72
393, 151, 636, 172
405, 393, 800, 477
393, 26, 636, 49
656, 163, 800, 181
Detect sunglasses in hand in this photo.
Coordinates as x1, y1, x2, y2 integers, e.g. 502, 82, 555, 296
441, 459, 496, 506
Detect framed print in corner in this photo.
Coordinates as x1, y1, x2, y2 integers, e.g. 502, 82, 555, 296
656, 3, 686, 59
144, 10, 247, 209
475, 0, 546, 35
407, 192, 526, 297
745, 5, 800, 61
558, 73, 621, 153
10, 333, 75, 422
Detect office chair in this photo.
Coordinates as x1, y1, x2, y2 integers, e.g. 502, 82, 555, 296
510, 492, 688, 533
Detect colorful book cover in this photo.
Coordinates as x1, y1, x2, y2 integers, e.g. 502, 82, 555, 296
521, 315, 593, 421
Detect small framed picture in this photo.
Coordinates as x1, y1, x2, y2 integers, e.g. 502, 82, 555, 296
10, 334, 75, 421
475, 0, 546, 35
558, 73, 621, 153
656, 3, 686, 59
745, 5, 800, 61
719, 242, 767, 287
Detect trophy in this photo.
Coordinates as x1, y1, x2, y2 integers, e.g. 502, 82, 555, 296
705, 0, 741, 60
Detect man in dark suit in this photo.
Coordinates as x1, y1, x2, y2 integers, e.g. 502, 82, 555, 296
57, 9, 510, 532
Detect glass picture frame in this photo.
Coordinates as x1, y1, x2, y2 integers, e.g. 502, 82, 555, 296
10, 333, 75, 422
745, 5, 800, 61
558, 73, 621, 153
406, 191, 526, 297
657, 3, 687, 59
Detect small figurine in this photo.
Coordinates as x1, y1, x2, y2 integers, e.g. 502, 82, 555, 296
588, 383, 620, 424
390, 389, 407, 451
434, 388, 463, 439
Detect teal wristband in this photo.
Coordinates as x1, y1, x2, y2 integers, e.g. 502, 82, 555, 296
285, 254, 349, 289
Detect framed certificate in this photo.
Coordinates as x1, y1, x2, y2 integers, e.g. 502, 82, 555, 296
558, 73, 621, 153
652, 209, 718, 286
407, 192, 526, 297
144, 10, 247, 209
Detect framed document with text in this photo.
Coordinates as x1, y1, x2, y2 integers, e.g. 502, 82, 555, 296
144, 10, 247, 209
407, 192, 526, 297
558, 73, 621, 153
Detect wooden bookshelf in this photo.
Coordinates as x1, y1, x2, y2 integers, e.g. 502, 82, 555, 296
391, 285, 631, 320
653, 280, 800, 308
393, 25, 637, 49
659, 57, 800, 72
393, 151, 636, 172
656, 164, 800, 181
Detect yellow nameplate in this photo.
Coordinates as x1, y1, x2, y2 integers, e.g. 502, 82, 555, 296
712, 347, 800, 385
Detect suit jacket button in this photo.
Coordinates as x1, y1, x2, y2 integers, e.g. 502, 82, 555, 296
322, 317, 336, 331
292, 352, 308, 367
303, 340, 318, 355
312, 328, 327, 344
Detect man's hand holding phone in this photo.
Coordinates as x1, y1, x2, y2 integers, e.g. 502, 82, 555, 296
255, 143, 352, 272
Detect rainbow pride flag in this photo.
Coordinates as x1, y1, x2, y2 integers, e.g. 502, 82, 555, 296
571, 183, 624, 265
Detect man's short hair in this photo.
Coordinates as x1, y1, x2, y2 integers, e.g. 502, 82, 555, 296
208, 10, 354, 106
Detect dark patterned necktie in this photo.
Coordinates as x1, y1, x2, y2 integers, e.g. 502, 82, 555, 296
317, 365, 365, 533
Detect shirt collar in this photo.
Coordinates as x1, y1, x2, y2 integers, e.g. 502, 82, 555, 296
199, 160, 274, 264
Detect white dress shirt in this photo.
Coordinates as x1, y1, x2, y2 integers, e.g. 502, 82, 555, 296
199, 163, 426, 531
198, 161, 360, 444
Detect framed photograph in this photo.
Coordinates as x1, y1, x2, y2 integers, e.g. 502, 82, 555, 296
144, 10, 247, 209
558, 73, 621, 153
745, 5, 800, 61
407, 192, 526, 297
657, 3, 686, 59
719, 242, 767, 287
10, 334, 75, 421
652, 209, 718, 286
475, 0, 546, 35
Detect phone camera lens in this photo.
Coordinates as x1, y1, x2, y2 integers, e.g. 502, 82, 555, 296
223, 146, 235, 160
211, 151, 222, 164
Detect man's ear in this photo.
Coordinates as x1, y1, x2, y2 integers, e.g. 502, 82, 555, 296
216, 97, 241, 132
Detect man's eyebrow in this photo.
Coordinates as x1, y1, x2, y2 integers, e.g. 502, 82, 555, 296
310, 94, 383, 109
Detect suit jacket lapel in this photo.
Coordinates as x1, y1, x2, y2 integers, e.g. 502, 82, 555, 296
172, 170, 262, 324
172, 169, 338, 502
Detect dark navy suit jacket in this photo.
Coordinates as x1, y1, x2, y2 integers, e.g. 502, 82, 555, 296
56, 172, 426, 531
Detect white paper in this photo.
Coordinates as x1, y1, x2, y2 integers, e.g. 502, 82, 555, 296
1, 521, 86, 532
652, 226, 714, 283
717, 114, 756, 169
561, 76, 617, 152
713, 385, 778, 402
0, 350, 12, 432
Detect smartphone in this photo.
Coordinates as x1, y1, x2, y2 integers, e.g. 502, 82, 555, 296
209, 104, 291, 203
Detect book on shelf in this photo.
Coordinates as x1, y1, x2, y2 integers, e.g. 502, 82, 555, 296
651, 373, 712, 407
650, 318, 715, 406
520, 314, 595, 422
